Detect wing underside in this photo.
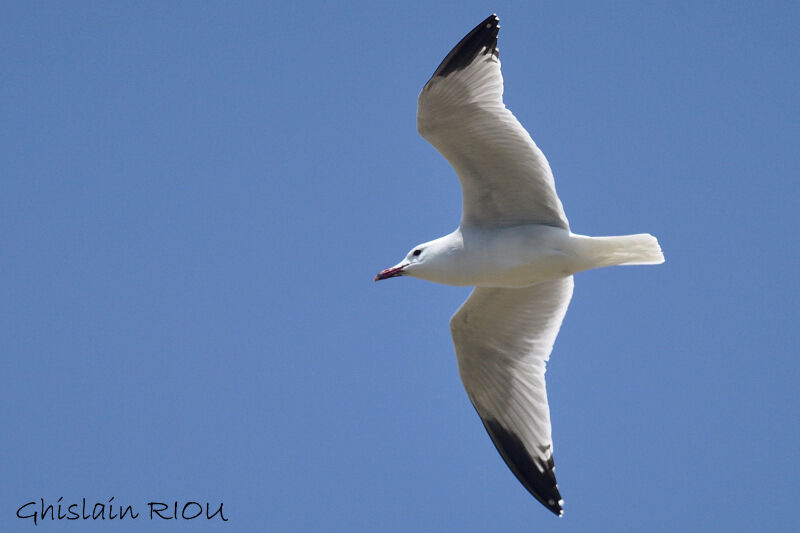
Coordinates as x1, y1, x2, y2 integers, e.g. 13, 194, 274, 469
417, 15, 569, 229
450, 278, 574, 516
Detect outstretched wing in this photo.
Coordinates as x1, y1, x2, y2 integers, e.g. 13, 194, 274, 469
417, 14, 569, 229
450, 277, 574, 516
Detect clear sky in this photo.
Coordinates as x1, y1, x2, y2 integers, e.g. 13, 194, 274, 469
2, 2, 799, 532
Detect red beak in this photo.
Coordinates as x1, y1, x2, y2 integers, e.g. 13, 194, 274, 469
374, 264, 406, 281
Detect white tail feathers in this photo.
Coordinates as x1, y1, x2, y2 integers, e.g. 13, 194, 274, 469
583, 233, 665, 267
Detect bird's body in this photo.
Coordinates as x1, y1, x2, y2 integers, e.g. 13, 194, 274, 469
375, 14, 664, 516
384, 225, 662, 288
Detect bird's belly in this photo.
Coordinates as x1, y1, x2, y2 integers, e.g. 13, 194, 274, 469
430, 225, 579, 288
471, 252, 574, 288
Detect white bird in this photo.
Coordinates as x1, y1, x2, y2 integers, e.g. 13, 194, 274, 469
375, 14, 664, 516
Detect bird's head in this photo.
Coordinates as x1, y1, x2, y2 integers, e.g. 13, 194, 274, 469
374, 244, 429, 281
375, 233, 462, 283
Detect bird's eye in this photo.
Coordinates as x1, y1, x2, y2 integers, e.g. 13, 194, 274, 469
412, 249, 422, 257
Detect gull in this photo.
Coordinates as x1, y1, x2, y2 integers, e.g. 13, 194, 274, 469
374, 14, 664, 516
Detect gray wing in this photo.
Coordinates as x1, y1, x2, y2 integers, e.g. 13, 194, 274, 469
417, 14, 569, 229
450, 277, 574, 516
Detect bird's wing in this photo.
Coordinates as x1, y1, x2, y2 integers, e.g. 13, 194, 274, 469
417, 14, 569, 229
450, 277, 574, 516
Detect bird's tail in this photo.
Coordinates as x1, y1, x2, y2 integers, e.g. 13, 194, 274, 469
581, 233, 665, 267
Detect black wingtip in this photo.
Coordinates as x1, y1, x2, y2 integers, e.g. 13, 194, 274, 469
482, 418, 564, 517
429, 14, 500, 79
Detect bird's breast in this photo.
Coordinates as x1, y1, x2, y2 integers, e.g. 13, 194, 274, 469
447, 225, 576, 288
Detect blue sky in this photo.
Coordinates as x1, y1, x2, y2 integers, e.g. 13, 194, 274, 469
2, 1, 799, 531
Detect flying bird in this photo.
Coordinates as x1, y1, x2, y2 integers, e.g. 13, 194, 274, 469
375, 14, 664, 516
